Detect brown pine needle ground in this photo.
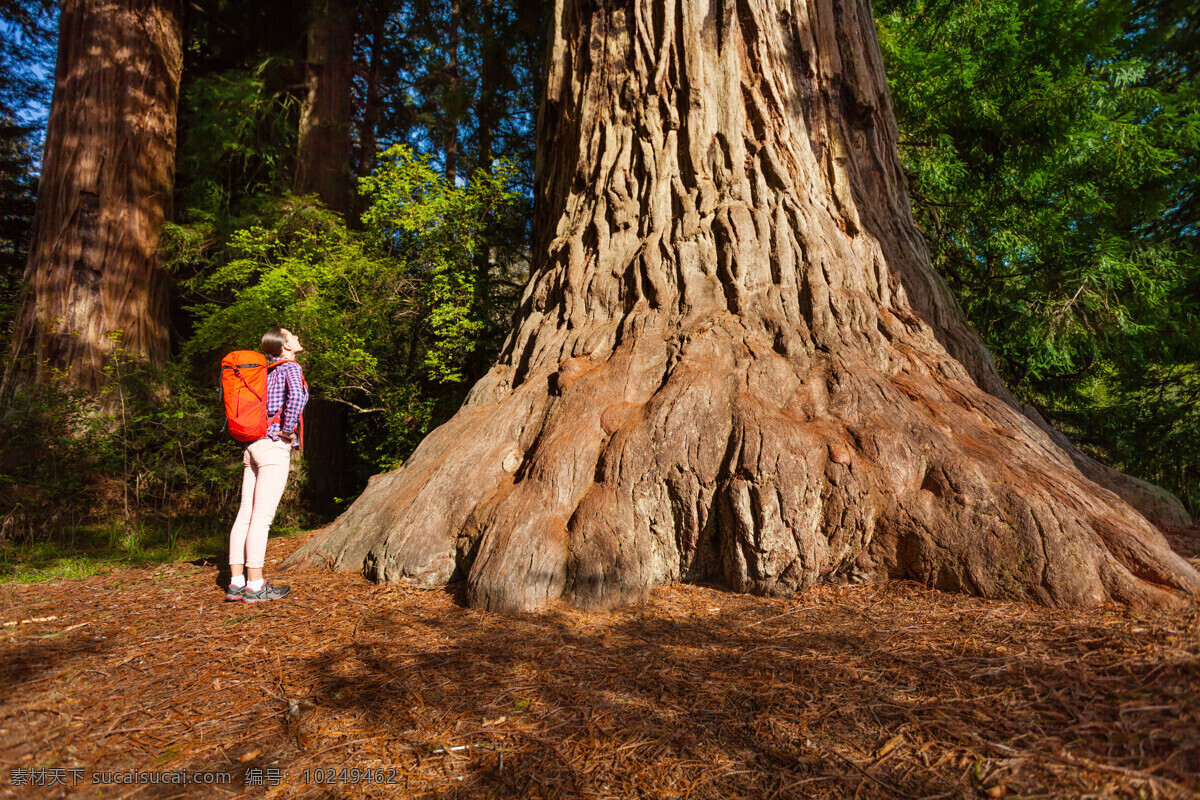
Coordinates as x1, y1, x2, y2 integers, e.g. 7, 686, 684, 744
1, 529, 1198, 799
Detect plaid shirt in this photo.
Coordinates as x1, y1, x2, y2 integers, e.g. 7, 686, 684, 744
265, 358, 308, 448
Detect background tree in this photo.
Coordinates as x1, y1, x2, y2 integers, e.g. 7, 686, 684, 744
293, 0, 356, 509
296, 0, 354, 214
162, 0, 540, 506
286, 0, 1199, 612
876, 0, 1200, 514
0, 0, 55, 311
0, 123, 37, 316
3, 0, 184, 394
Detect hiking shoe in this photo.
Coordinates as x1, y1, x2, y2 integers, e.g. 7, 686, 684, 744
225, 583, 246, 602
242, 582, 290, 604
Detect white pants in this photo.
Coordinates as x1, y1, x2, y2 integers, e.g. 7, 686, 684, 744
228, 439, 292, 569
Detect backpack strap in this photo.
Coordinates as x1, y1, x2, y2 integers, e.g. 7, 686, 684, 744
233, 368, 264, 402
266, 359, 302, 441
264, 360, 287, 426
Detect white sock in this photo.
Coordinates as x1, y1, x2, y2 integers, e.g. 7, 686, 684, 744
247, 578, 265, 591
230, 575, 246, 588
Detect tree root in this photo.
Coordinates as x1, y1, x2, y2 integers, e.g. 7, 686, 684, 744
284, 315, 1199, 611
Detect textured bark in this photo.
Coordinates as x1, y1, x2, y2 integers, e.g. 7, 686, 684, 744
295, 0, 354, 215
5, 0, 183, 392
295, 0, 354, 510
355, 4, 387, 185
285, 0, 1199, 611
468, 0, 499, 383
445, 0, 461, 186
299, 399, 347, 514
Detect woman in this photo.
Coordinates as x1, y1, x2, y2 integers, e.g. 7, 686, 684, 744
226, 327, 309, 603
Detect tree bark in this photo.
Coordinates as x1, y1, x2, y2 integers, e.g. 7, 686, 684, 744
444, 0, 461, 186
467, 0, 498, 383
296, 0, 354, 215
285, 0, 1199, 611
474, 0, 497, 176
356, 3, 388, 185
295, 0, 354, 512
4, 0, 183, 393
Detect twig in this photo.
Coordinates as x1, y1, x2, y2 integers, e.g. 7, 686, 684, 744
3, 615, 59, 626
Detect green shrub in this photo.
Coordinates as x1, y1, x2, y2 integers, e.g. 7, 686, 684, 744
174, 145, 521, 476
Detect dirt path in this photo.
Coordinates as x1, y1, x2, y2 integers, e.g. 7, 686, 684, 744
1, 531, 1198, 799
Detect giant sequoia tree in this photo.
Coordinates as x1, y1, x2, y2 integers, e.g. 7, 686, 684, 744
5, 0, 183, 392
286, 0, 1200, 611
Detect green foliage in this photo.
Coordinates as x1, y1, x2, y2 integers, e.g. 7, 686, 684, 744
175, 64, 297, 215
0, 333, 321, 579
1048, 361, 1200, 510
0, 120, 37, 299
373, 0, 542, 181
0, 356, 238, 558
1, 0, 541, 572
173, 145, 520, 474
360, 145, 520, 382
877, 0, 1200, 510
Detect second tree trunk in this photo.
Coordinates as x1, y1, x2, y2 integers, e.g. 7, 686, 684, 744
6, 0, 183, 393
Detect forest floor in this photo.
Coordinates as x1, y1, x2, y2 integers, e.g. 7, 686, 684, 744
0, 529, 1198, 800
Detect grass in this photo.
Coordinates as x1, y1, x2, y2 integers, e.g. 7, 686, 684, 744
0, 517, 311, 583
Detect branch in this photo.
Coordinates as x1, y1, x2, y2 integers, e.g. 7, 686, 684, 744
322, 396, 388, 414
1054, 281, 1088, 321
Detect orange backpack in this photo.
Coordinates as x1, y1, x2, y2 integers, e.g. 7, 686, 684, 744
219, 351, 303, 444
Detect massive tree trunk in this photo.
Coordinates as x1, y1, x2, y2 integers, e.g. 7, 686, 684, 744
4, 0, 183, 393
285, 0, 1199, 611
295, 0, 354, 512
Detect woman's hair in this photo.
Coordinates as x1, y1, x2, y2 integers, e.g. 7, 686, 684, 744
261, 327, 287, 357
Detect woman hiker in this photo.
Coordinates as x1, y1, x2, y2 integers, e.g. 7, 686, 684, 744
226, 327, 309, 603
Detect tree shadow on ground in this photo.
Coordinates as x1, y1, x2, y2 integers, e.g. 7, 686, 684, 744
0, 635, 112, 697
295, 583, 1199, 799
